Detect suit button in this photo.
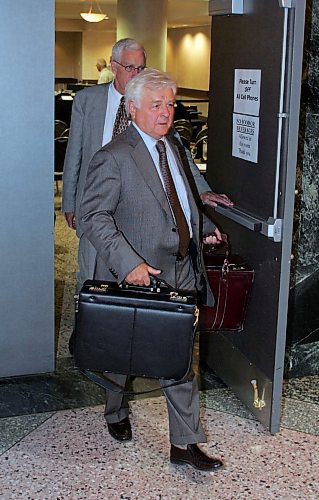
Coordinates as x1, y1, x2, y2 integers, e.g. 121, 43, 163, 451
172, 228, 177, 232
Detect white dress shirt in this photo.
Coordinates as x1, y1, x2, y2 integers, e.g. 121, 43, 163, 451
132, 123, 192, 235
102, 83, 123, 146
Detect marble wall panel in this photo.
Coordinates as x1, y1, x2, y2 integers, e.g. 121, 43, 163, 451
287, 0, 319, 376
296, 113, 319, 278
292, 0, 319, 283
310, 0, 319, 34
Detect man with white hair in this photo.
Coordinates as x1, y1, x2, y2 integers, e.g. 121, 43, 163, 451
79, 68, 225, 472
63, 39, 149, 290
96, 58, 114, 84
63, 38, 232, 355
63, 39, 231, 291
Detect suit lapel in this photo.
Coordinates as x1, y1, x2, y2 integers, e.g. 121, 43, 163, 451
127, 126, 200, 236
128, 127, 173, 219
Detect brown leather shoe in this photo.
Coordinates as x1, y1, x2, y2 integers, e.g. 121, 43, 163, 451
170, 444, 223, 471
107, 417, 132, 441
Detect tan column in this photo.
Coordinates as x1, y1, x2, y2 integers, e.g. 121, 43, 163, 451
117, 0, 168, 70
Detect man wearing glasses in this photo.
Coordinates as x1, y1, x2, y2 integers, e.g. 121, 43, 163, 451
62, 38, 231, 335
63, 39, 149, 293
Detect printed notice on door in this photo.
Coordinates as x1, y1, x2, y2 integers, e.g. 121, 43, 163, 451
234, 69, 261, 116
232, 114, 259, 163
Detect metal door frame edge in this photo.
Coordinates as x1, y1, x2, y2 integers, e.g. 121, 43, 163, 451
271, 0, 306, 432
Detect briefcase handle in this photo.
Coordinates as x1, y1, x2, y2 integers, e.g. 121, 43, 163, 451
120, 275, 173, 293
204, 233, 230, 268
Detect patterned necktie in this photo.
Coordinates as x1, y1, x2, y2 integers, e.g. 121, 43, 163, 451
156, 140, 190, 258
112, 96, 128, 138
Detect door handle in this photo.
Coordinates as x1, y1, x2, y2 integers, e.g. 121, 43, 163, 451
215, 206, 283, 242
215, 206, 262, 231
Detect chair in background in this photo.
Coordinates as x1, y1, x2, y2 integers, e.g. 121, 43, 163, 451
174, 101, 189, 121
54, 136, 68, 195
186, 105, 204, 140
176, 127, 193, 149
174, 119, 193, 149
194, 125, 208, 143
59, 127, 70, 138
174, 118, 193, 133
54, 119, 68, 139
55, 91, 73, 126
192, 126, 208, 162
187, 105, 199, 121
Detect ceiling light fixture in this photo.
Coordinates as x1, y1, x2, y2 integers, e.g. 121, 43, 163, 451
80, 1, 109, 23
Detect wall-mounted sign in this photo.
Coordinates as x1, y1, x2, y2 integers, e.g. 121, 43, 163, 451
232, 114, 259, 163
233, 69, 261, 163
234, 69, 261, 117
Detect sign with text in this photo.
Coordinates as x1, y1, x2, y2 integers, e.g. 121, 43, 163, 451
232, 114, 259, 163
234, 69, 261, 116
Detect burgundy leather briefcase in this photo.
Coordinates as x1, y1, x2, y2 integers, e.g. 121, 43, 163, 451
74, 280, 198, 381
198, 248, 254, 332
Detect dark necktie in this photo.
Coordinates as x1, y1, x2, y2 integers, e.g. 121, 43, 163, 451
112, 96, 128, 138
156, 140, 190, 258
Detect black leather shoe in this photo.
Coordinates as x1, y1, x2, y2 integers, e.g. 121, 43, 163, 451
170, 444, 223, 472
107, 417, 132, 442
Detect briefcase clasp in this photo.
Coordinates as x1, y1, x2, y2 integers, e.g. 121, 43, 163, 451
74, 294, 79, 313
194, 306, 199, 328
169, 291, 188, 303
88, 284, 109, 293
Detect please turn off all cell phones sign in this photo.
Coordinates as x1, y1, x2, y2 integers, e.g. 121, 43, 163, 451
234, 69, 261, 116
232, 69, 261, 163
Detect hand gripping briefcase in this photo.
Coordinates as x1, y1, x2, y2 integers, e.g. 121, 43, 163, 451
198, 244, 254, 332
74, 279, 198, 382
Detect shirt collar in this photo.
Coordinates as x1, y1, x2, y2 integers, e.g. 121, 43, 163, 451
132, 123, 166, 149
109, 81, 122, 102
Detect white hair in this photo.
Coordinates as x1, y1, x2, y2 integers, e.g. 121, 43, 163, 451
97, 58, 107, 67
125, 68, 177, 113
111, 38, 147, 62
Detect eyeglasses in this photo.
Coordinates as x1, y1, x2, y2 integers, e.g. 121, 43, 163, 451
113, 60, 146, 73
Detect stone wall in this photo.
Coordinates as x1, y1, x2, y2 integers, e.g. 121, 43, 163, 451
286, 0, 319, 376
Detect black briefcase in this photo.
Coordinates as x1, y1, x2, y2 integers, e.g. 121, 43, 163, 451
74, 280, 198, 381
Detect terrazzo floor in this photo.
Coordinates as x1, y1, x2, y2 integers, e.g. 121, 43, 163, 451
0, 191, 318, 499
0, 397, 318, 499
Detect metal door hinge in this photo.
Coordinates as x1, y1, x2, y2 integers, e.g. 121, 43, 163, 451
251, 379, 266, 410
